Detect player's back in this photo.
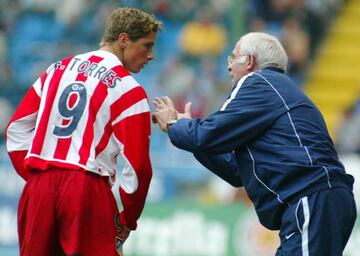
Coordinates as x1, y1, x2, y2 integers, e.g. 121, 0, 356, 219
25, 50, 148, 178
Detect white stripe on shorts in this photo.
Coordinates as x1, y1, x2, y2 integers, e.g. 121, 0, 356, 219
301, 197, 310, 256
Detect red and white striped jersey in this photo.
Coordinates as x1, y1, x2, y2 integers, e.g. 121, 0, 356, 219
5, 50, 153, 229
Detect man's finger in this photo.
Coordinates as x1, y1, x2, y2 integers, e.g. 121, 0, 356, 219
162, 96, 175, 108
153, 97, 165, 108
185, 102, 192, 116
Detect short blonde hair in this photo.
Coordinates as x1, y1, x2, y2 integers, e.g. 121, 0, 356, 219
100, 7, 162, 46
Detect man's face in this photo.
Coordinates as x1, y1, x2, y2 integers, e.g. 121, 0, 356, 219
122, 32, 157, 73
227, 41, 250, 86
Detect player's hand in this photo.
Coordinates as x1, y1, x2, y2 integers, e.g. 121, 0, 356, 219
115, 213, 131, 256
115, 225, 130, 255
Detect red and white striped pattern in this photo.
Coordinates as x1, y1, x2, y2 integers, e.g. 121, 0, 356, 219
6, 50, 152, 229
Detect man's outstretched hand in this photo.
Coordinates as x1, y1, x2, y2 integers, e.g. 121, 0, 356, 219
152, 96, 192, 132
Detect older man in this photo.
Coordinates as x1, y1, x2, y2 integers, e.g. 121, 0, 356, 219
153, 32, 356, 256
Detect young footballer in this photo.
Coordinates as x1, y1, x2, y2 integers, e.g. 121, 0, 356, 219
5, 7, 162, 256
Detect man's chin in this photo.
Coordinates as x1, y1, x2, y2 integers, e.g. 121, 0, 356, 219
231, 78, 241, 87
129, 67, 141, 74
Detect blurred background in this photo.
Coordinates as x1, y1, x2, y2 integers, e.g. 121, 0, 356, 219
1, 0, 360, 255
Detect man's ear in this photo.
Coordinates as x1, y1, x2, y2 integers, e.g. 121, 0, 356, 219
246, 54, 257, 71
118, 33, 130, 48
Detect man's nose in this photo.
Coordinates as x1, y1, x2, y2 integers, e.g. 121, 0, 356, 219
148, 49, 154, 60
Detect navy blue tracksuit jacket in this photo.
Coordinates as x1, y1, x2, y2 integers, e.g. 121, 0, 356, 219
167, 67, 354, 230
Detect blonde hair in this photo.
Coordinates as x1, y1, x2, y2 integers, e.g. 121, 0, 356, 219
100, 8, 162, 46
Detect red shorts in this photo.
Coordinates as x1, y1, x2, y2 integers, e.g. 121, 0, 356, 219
18, 169, 119, 256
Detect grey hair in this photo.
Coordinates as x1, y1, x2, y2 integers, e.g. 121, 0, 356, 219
238, 32, 288, 72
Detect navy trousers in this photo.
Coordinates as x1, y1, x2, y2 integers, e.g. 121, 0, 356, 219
275, 187, 357, 256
